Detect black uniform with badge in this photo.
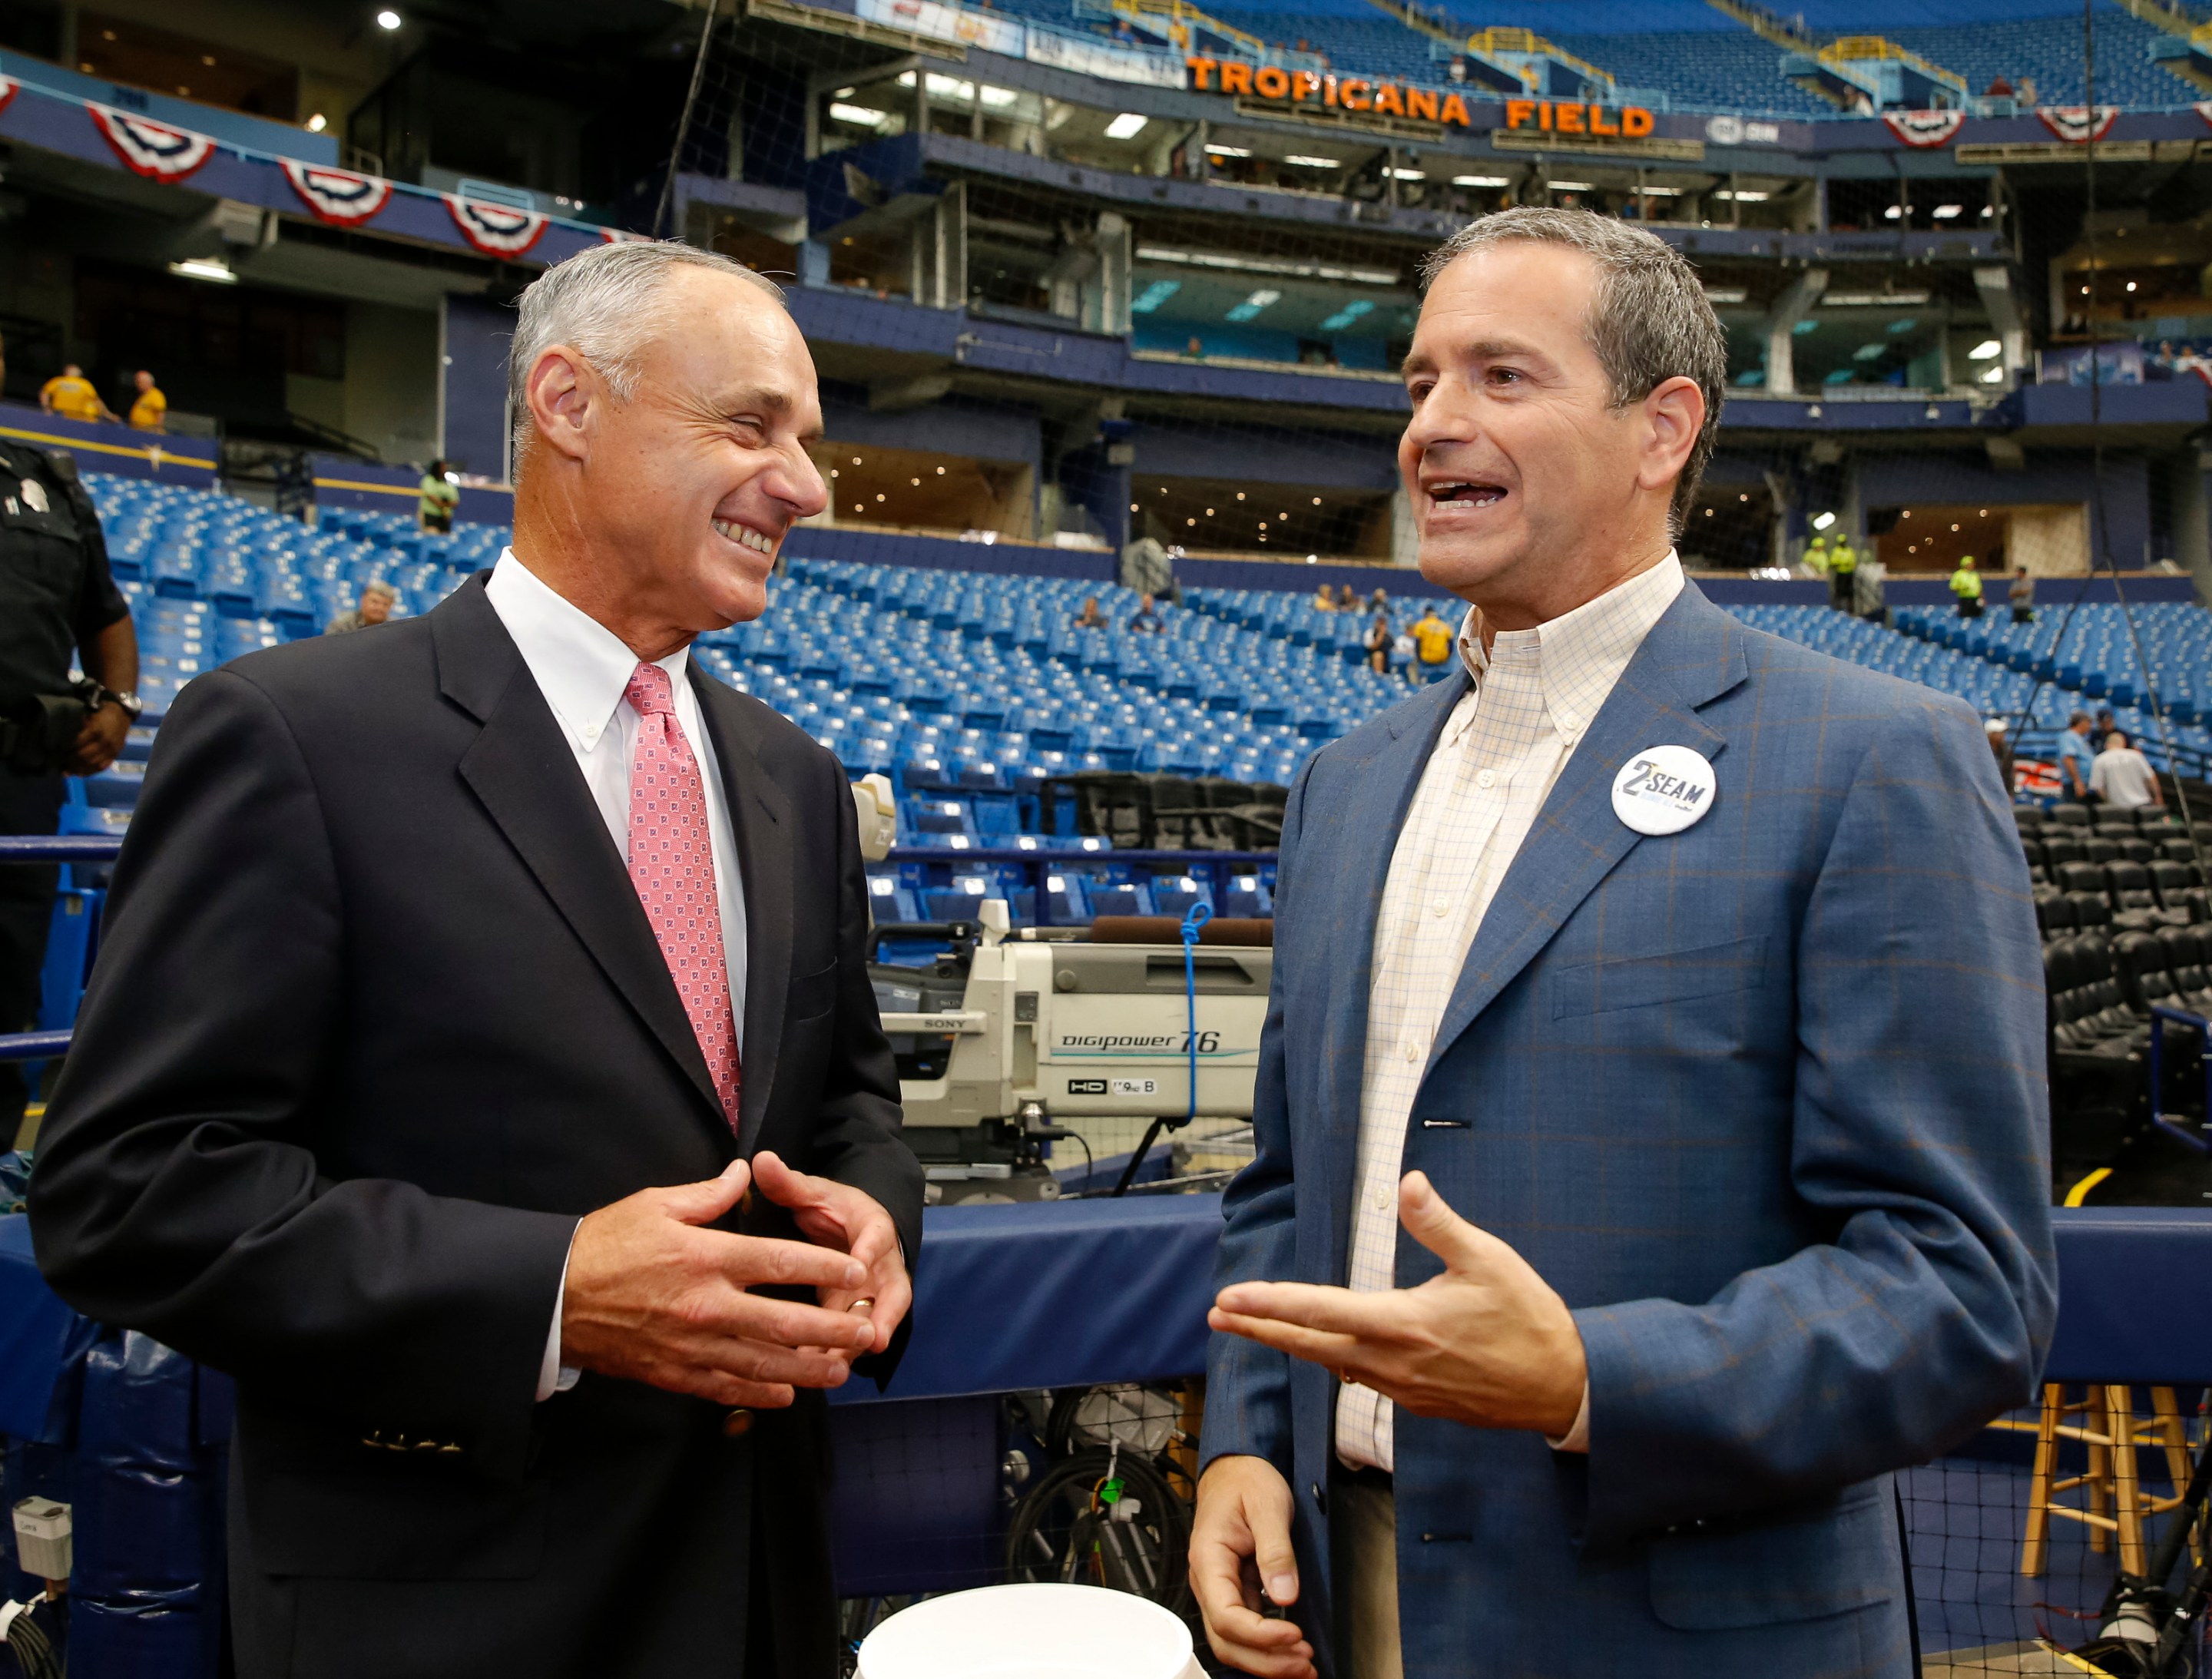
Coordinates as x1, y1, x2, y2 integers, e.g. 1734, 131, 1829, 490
0, 437, 131, 1129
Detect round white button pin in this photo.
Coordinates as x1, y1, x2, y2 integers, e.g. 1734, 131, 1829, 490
1611, 745, 1717, 836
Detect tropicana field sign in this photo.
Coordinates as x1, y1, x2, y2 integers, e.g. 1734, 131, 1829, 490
1183, 58, 1655, 139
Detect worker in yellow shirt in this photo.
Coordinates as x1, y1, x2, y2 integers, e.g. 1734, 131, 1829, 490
1803, 532, 1829, 577
1949, 554, 1984, 619
38, 363, 114, 423
418, 458, 461, 534
1827, 528, 1858, 611
1409, 602, 1454, 682
127, 369, 167, 432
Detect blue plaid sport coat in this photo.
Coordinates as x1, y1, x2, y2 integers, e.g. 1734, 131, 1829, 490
1201, 581, 2057, 1678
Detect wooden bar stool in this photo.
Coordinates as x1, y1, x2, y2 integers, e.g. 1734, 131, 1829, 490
2007, 1384, 2195, 1577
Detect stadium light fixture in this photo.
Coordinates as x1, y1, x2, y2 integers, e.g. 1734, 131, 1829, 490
1389, 167, 1426, 180
1205, 144, 1253, 157
1981, 365, 2005, 383
1452, 175, 1509, 187
1702, 287, 1748, 304
1226, 288, 1282, 321
1131, 280, 1181, 313
1713, 189, 1767, 202
1285, 155, 1342, 168
830, 104, 889, 127
1812, 512, 1836, 531
1932, 203, 1963, 219
376, 8, 402, 28
1548, 180, 1594, 191
305, 113, 327, 133
1320, 299, 1376, 331
1820, 291, 1928, 307
1137, 246, 1398, 286
1104, 113, 1149, 140
168, 257, 237, 284
980, 85, 1019, 107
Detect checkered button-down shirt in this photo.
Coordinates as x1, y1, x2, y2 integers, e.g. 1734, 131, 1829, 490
1335, 551, 1684, 1473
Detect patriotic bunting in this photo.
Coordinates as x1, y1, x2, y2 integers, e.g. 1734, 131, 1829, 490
88, 104, 217, 180
0, 75, 18, 120
1881, 108, 1965, 147
600, 226, 651, 243
280, 159, 392, 227
2036, 105, 2120, 144
2196, 101, 2212, 131
444, 194, 548, 257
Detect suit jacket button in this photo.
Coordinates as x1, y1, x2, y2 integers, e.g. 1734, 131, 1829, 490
1311, 1482, 1327, 1515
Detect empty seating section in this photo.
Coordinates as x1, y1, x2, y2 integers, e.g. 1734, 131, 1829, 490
1883, 9, 2185, 108
1009, 0, 2195, 114
1893, 600, 2212, 769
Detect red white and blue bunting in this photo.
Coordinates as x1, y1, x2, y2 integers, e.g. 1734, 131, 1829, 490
443, 194, 548, 257
0, 76, 18, 120
1881, 108, 1965, 148
2196, 101, 2212, 131
599, 226, 651, 243
280, 159, 392, 227
2037, 105, 2120, 144
88, 104, 217, 180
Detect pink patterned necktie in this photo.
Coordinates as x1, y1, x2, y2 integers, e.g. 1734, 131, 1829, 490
624, 661, 741, 1131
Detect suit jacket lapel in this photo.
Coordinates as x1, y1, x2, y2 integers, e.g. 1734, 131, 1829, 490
434, 581, 730, 1135
1317, 669, 1470, 1278
691, 671, 794, 1154
1423, 585, 1747, 1073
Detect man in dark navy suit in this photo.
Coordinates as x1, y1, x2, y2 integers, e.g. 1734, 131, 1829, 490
31, 242, 922, 1678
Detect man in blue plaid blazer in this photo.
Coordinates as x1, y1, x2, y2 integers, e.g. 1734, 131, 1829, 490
1191, 210, 2055, 1677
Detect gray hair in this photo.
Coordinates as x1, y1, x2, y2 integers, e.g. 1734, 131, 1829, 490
361, 580, 397, 600
507, 240, 788, 465
1417, 207, 1726, 538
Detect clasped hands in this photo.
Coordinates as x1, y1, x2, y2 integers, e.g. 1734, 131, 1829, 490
558, 1151, 910, 1411
1190, 1171, 1585, 1679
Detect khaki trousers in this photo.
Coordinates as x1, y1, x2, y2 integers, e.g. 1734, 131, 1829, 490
1330, 1469, 1403, 1679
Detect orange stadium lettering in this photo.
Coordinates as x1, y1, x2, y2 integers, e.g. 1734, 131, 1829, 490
1184, 56, 1475, 126
1502, 98, 1656, 137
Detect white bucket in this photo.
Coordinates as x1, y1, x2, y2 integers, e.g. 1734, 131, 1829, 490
855, 1583, 1203, 1679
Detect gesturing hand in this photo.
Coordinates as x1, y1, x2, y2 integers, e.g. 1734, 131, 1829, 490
750, 1151, 912, 1359
1209, 1171, 1587, 1436
559, 1157, 879, 1411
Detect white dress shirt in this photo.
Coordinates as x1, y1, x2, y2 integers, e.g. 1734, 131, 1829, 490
1335, 552, 1684, 1472
484, 549, 750, 1400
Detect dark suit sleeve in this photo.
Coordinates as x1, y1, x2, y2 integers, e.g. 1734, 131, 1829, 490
28, 667, 577, 1475
1573, 692, 2058, 1550
1197, 757, 1311, 1475
802, 752, 924, 1377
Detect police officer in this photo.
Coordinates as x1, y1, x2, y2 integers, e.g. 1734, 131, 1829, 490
0, 330, 141, 1142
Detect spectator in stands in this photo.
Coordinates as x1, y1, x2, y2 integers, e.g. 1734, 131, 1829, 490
2008, 565, 2035, 624
1071, 594, 1106, 630
1128, 592, 1165, 634
1409, 601, 1453, 681
1312, 581, 1338, 612
1336, 583, 1358, 611
1185, 335, 1205, 359
38, 363, 113, 423
0, 331, 138, 1145
1985, 74, 2014, 98
1194, 207, 2051, 1679
2097, 706, 2118, 740
2092, 728, 2164, 810
30, 238, 919, 1677
323, 579, 396, 634
419, 457, 460, 535
2059, 710, 2098, 802
1366, 586, 1389, 614
126, 369, 167, 432
1949, 553, 1984, 618
1363, 609, 1392, 674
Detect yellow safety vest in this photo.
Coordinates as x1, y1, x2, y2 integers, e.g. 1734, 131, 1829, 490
1830, 542, 1858, 575
1950, 567, 1983, 600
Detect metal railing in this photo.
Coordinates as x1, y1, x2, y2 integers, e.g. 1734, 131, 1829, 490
0, 836, 120, 1063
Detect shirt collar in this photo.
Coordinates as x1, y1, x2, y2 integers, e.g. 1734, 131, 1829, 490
1449, 551, 1685, 740
485, 548, 689, 752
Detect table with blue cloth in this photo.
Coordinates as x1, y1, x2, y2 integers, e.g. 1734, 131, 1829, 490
7, 1200, 2212, 1664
